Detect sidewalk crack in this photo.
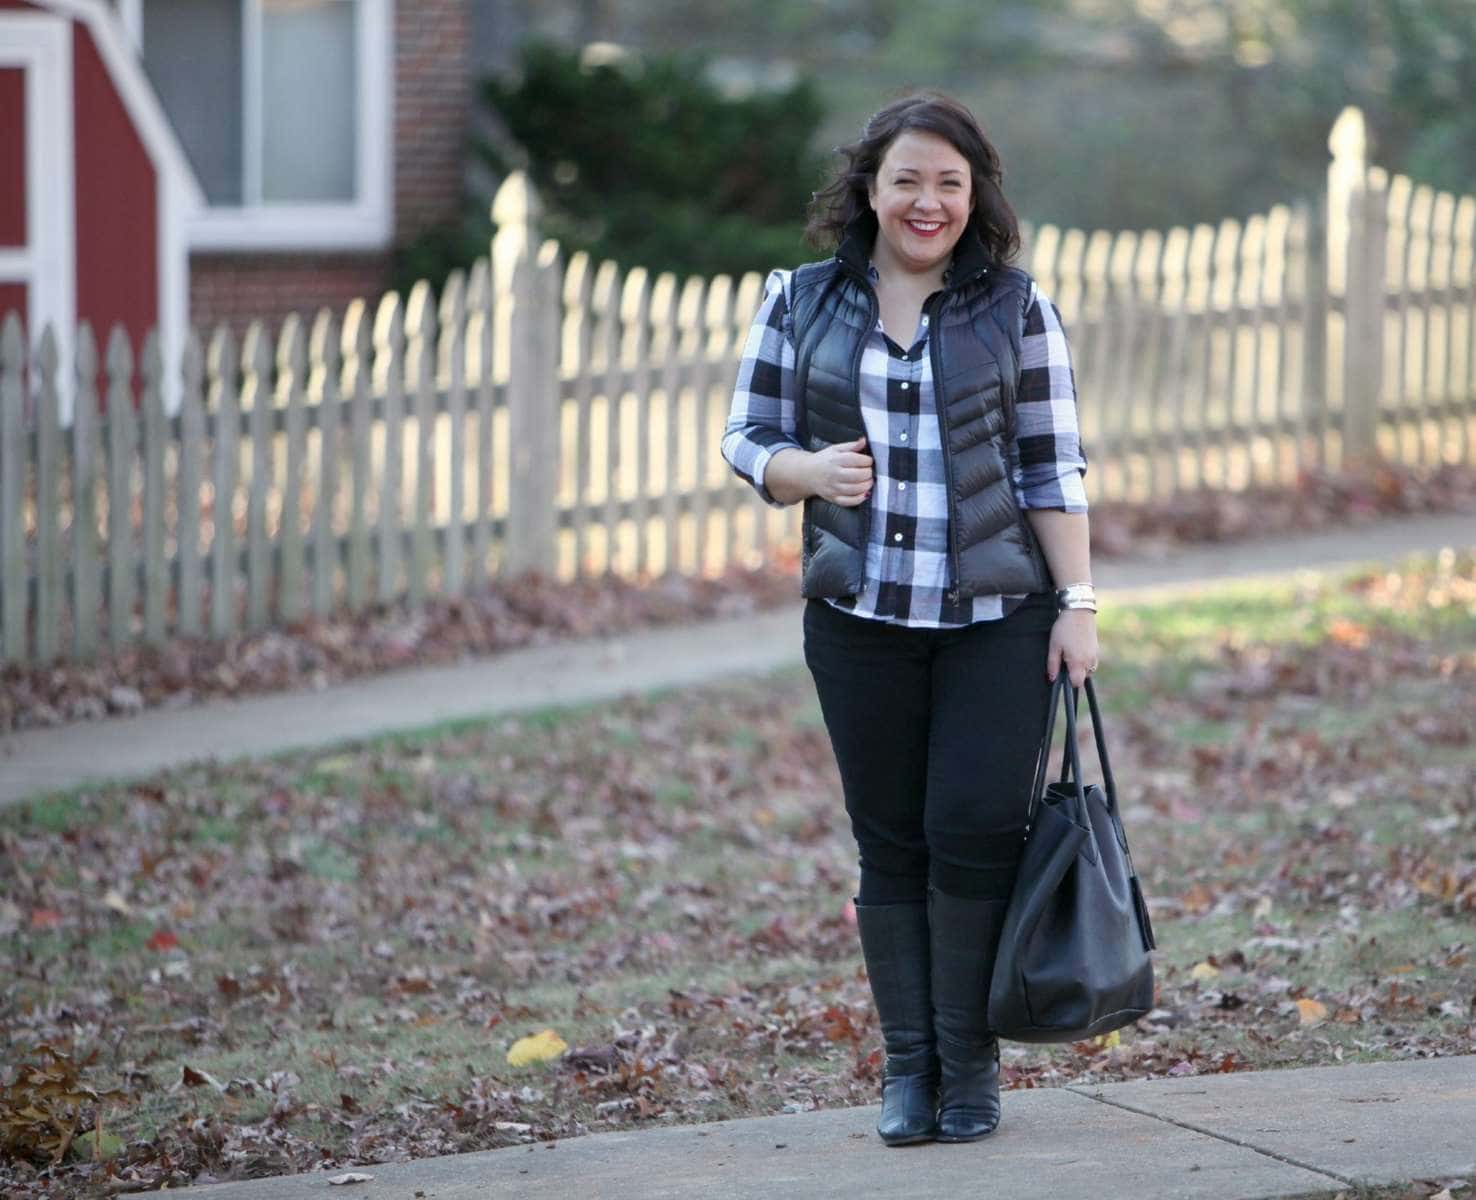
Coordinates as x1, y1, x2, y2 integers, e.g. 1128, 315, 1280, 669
1065, 1085, 1354, 1187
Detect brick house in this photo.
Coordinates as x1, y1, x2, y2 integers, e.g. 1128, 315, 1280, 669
0, 0, 472, 363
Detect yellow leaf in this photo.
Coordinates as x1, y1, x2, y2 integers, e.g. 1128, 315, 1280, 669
1295, 998, 1328, 1026
506, 1028, 568, 1067
1190, 961, 1220, 982
1092, 1030, 1121, 1049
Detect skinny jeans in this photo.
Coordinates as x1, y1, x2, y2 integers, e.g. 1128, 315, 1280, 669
802, 593, 1057, 905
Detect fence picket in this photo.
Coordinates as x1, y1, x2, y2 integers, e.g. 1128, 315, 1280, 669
341, 302, 372, 611
1263, 203, 1298, 475
1098, 230, 1138, 500
73, 325, 101, 656
242, 322, 273, 629
651, 272, 681, 574
0, 314, 24, 663
1209, 218, 1243, 487
310, 310, 341, 616
277, 315, 309, 622
105, 326, 136, 649
704, 275, 736, 574
406, 281, 437, 606
36, 327, 62, 661
1130, 231, 1166, 499
178, 330, 205, 636
465, 259, 494, 584
140, 332, 167, 643
1425, 191, 1456, 465
436, 272, 467, 594
678, 275, 708, 577
208, 325, 239, 637
1453, 197, 1476, 463
619, 268, 651, 577
1154, 227, 1191, 495
1345, 172, 1388, 463
562, 253, 595, 577
1237, 214, 1268, 483
597, 260, 625, 574
373, 293, 406, 603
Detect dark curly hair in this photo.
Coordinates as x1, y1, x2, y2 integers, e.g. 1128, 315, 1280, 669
805, 91, 1021, 268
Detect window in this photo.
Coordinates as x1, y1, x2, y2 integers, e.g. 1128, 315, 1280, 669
120, 0, 392, 250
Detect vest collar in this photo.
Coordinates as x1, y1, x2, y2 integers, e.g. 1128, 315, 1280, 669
835, 211, 992, 291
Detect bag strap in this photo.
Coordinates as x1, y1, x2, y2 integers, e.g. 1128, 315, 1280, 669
1054, 678, 1119, 815
1028, 675, 1089, 827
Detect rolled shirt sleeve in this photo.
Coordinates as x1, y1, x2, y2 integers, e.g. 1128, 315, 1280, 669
1011, 283, 1089, 513
720, 269, 803, 508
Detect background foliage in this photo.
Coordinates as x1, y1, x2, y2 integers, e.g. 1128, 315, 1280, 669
395, 43, 825, 290
400, 0, 1476, 288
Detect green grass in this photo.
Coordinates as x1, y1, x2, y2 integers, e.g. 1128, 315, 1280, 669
2, 550, 1472, 1193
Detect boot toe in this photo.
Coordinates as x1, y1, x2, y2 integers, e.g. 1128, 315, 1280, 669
877, 1073, 940, 1145
935, 1103, 1000, 1142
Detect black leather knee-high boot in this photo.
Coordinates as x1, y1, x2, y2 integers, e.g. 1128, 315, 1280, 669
927, 887, 1009, 1142
854, 898, 940, 1146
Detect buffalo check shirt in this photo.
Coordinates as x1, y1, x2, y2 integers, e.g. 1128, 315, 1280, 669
721, 264, 1089, 628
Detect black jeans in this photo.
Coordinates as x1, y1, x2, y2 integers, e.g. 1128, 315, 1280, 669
803, 594, 1057, 905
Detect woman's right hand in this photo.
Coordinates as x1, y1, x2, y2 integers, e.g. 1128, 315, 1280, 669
806, 437, 873, 506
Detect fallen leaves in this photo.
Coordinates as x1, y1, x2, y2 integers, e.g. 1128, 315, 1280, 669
1295, 998, 1329, 1026
0, 1045, 128, 1167
1, 549, 1472, 1197
506, 1029, 569, 1068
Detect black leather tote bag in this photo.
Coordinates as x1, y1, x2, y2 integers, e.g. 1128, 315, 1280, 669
989, 676, 1157, 1043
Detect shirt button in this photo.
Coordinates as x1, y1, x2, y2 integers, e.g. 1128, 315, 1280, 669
898, 482, 907, 491
921, 315, 930, 325
893, 533, 903, 543
900, 432, 909, 442
900, 381, 910, 390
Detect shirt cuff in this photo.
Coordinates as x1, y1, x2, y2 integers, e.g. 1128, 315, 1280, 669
751, 444, 803, 508
1018, 466, 1090, 513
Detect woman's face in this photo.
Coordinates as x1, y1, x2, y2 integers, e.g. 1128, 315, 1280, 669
868, 129, 973, 276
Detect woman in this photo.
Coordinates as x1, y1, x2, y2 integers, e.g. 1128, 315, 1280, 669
720, 92, 1098, 1146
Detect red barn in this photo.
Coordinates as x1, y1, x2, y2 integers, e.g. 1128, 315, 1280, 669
2, 0, 473, 381
0, 0, 200, 387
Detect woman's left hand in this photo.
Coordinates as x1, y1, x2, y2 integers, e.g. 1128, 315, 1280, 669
1046, 610, 1099, 688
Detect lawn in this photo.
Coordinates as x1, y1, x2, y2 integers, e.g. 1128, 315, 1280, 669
2, 549, 1473, 1196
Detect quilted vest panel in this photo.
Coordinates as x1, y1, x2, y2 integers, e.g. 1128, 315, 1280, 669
789, 252, 1053, 600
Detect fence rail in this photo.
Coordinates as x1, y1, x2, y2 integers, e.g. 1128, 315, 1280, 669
2, 107, 1474, 665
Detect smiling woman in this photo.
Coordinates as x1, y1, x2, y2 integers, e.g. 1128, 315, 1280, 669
720, 90, 1098, 1149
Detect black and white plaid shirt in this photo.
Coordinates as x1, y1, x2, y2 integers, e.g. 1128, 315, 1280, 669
721, 264, 1088, 628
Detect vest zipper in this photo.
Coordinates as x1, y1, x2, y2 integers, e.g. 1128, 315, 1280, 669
853, 286, 878, 585
925, 293, 963, 604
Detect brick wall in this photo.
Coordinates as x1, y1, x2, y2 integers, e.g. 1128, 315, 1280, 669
189, 253, 391, 338
191, 0, 471, 334
395, 0, 471, 243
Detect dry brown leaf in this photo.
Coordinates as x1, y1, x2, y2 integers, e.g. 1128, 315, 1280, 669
1295, 998, 1328, 1026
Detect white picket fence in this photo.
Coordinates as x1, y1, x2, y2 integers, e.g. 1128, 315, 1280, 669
1021, 108, 1476, 500
1, 108, 1474, 664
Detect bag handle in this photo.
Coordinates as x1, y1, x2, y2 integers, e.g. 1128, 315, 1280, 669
1054, 678, 1119, 815
1028, 675, 1089, 828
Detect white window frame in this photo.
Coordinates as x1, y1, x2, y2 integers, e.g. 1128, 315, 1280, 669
0, 12, 76, 395
120, 0, 394, 252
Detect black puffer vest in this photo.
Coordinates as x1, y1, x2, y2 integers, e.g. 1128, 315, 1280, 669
792, 215, 1053, 600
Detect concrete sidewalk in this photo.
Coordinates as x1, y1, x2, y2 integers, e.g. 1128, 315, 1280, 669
148, 1055, 1476, 1199
1, 510, 1471, 808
